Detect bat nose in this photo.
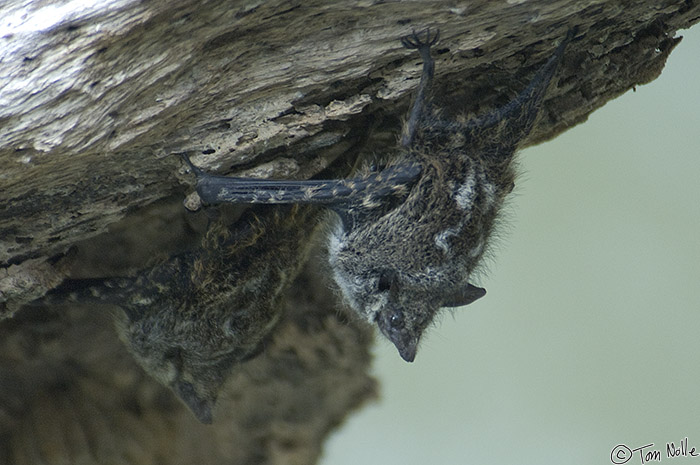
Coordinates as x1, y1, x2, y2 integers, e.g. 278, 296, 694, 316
397, 340, 417, 362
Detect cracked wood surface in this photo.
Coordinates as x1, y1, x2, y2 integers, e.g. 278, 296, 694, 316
2, 0, 697, 271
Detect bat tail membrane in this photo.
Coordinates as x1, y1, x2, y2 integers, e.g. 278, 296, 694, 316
467, 27, 577, 137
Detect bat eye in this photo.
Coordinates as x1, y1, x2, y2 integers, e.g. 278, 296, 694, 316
389, 311, 404, 329
165, 347, 183, 362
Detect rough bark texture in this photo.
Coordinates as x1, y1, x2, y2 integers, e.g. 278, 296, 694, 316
1, 0, 699, 463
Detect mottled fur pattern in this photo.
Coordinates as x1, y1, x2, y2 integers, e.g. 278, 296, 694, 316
185, 28, 575, 362
37, 205, 320, 423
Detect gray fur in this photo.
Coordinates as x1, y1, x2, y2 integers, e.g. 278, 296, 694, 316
184, 29, 575, 361
37, 205, 319, 423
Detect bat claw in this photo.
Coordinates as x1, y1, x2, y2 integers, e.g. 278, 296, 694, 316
401, 27, 440, 50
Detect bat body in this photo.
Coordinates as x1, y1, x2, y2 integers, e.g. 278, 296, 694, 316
186, 29, 574, 361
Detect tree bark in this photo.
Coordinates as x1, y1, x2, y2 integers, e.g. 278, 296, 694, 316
1, 0, 698, 463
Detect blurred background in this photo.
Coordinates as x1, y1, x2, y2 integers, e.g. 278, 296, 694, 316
323, 26, 700, 465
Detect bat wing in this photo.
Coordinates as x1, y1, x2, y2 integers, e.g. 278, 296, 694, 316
182, 154, 421, 207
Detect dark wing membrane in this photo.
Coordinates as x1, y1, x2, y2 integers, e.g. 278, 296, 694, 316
422, 28, 575, 158
191, 163, 422, 206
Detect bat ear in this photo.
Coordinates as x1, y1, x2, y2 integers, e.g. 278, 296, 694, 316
173, 380, 215, 424
443, 283, 486, 308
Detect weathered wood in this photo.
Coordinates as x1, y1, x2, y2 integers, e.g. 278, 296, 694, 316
1, 0, 699, 463
2, 0, 697, 271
